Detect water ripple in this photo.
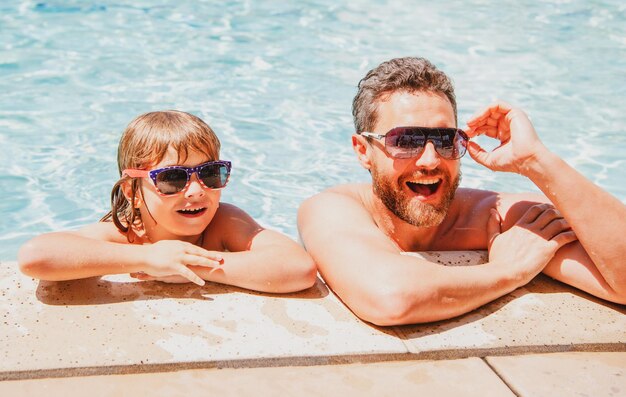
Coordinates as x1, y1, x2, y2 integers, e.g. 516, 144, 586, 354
1, 0, 625, 258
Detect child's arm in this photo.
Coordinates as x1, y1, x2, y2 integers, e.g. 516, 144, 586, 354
138, 203, 316, 293
17, 222, 221, 285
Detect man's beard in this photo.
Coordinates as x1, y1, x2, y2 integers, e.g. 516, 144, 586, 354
372, 165, 460, 228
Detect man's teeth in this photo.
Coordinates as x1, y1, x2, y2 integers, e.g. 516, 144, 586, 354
409, 178, 441, 185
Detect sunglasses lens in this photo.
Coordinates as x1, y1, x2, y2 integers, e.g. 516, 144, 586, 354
385, 128, 426, 158
198, 163, 230, 189
155, 169, 188, 195
431, 130, 456, 159
436, 130, 467, 159
386, 128, 467, 159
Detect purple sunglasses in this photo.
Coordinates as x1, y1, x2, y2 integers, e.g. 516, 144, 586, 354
123, 160, 232, 196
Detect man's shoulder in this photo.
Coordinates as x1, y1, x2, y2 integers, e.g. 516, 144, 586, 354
454, 187, 546, 211
304, 183, 371, 207
324, 182, 371, 196
453, 187, 499, 209
298, 183, 375, 227
453, 187, 548, 230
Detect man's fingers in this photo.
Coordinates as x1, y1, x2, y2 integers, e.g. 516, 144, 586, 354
552, 230, 577, 247
177, 266, 205, 286
471, 125, 500, 139
532, 207, 563, 229
518, 203, 552, 224
541, 217, 569, 238
487, 208, 502, 250
489, 100, 513, 116
467, 107, 491, 126
467, 141, 494, 169
467, 101, 513, 127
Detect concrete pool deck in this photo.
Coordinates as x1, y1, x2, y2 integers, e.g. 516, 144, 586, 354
1, 252, 625, 396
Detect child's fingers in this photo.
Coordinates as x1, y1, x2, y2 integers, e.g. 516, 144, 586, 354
183, 254, 222, 268
184, 244, 223, 262
176, 266, 205, 286
131, 272, 155, 281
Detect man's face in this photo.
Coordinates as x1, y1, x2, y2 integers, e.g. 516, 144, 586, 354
364, 90, 461, 228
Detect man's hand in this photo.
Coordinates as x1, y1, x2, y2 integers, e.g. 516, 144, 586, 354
487, 204, 577, 283
139, 240, 223, 286
465, 101, 549, 175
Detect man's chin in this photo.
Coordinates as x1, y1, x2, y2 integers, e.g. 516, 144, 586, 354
402, 201, 447, 228
372, 167, 460, 228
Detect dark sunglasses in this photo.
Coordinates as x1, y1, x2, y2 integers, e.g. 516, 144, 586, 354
359, 126, 468, 160
123, 160, 232, 196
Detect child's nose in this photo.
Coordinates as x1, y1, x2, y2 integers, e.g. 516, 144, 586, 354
184, 174, 205, 197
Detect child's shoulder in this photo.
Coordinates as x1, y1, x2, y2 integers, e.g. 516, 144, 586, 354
214, 202, 251, 219
205, 202, 263, 251
210, 202, 260, 232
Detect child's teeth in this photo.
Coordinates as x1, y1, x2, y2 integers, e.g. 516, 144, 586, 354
179, 208, 203, 213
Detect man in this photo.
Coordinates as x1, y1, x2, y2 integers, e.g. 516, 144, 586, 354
298, 57, 626, 326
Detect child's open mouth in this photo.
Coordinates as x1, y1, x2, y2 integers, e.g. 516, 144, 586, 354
406, 178, 442, 198
177, 208, 207, 217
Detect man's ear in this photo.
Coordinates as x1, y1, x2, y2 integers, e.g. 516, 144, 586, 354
121, 180, 142, 208
352, 134, 372, 170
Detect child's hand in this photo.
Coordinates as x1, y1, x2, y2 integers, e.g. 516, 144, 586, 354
140, 240, 223, 286
130, 273, 192, 284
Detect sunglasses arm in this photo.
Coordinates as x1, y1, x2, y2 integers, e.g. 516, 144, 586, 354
122, 169, 150, 178
359, 132, 386, 140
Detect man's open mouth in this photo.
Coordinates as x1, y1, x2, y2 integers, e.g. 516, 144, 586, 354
406, 178, 442, 197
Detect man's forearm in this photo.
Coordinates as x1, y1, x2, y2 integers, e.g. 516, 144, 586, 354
340, 255, 538, 325
521, 150, 626, 295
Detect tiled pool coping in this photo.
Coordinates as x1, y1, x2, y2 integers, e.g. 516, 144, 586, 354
1, 253, 625, 395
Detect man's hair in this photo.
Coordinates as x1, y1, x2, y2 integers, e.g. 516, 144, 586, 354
352, 57, 457, 132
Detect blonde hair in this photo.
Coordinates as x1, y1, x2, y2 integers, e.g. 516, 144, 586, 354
100, 111, 221, 238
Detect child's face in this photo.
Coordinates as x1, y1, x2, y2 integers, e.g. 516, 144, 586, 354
138, 146, 222, 242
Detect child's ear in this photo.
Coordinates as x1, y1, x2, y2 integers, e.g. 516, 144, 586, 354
352, 134, 372, 170
121, 180, 142, 208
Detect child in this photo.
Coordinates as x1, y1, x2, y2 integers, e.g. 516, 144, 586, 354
18, 110, 316, 293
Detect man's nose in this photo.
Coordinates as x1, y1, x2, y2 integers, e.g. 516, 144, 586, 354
413, 141, 441, 169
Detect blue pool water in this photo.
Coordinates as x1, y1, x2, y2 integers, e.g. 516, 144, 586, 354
1, 1, 625, 259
